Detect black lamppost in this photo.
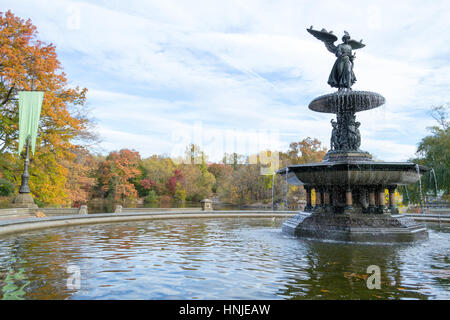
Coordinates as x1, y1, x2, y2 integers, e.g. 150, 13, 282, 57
12, 90, 44, 208
18, 136, 31, 194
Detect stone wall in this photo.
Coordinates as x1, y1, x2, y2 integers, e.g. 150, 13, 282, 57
0, 206, 88, 218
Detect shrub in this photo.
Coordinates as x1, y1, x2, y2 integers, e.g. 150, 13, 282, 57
144, 190, 158, 204
174, 188, 186, 203
0, 179, 14, 196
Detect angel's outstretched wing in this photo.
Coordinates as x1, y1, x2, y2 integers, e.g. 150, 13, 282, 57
347, 39, 365, 50
306, 27, 338, 54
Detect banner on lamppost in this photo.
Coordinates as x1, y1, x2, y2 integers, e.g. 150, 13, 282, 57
18, 91, 44, 154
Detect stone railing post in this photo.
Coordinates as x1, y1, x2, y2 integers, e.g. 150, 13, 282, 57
201, 199, 213, 211
78, 205, 88, 215
115, 205, 123, 213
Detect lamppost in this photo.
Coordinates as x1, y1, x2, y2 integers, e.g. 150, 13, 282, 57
12, 90, 44, 208
18, 135, 31, 194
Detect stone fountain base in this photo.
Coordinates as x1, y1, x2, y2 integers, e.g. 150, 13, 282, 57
278, 85, 431, 243
12, 193, 38, 209
282, 212, 428, 242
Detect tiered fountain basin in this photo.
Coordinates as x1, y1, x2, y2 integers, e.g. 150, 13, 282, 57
276, 86, 432, 242
279, 162, 428, 186
278, 161, 430, 242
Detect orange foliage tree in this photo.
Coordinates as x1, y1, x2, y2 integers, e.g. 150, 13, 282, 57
0, 10, 95, 206
98, 149, 141, 203
285, 137, 327, 165
63, 149, 97, 207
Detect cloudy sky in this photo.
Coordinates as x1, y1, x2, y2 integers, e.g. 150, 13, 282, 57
3, 0, 450, 162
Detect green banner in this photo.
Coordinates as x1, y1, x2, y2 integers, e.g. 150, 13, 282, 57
18, 91, 44, 155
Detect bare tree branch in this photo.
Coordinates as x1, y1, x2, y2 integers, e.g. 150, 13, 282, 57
0, 85, 15, 106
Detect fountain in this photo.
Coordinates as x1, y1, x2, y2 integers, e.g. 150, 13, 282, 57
278, 27, 429, 242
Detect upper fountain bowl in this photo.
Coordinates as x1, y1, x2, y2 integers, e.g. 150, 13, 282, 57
309, 91, 385, 113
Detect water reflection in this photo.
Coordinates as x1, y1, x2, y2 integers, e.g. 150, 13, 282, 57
278, 241, 429, 299
0, 219, 448, 299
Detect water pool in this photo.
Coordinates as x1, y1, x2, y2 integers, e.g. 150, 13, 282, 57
0, 218, 448, 299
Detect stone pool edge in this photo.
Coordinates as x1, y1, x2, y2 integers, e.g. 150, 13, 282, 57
0, 211, 297, 236
0, 211, 447, 237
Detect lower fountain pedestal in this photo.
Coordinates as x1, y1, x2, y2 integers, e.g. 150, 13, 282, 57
282, 212, 428, 242
323, 150, 372, 162
12, 193, 38, 209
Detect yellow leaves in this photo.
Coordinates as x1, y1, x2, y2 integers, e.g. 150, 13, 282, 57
0, 10, 94, 206
29, 150, 71, 205
34, 211, 46, 218
320, 289, 329, 293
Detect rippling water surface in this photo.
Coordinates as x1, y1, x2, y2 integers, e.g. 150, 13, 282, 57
0, 218, 448, 299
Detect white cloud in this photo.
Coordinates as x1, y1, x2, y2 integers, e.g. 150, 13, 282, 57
363, 138, 417, 162
3, 0, 450, 162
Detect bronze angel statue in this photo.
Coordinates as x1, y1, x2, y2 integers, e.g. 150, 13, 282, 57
307, 27, 365, 90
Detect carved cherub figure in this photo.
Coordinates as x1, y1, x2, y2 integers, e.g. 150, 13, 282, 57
330, 119, 339, 150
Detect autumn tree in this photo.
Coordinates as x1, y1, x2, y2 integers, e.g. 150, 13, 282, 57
207, 163, 233, 193
222, 152, 245, 169
176, 143, 206, 164
216, 138, 328, 206
137, 178, 156, 197
63, 149, 97, 207
98, 149, 141, 203
179, 163, 215, 201
283, 137, 327, 165
139, 155, 177, 195
167, 169, 183, 194
0, 10, 95, 206
167, 169, 186, 202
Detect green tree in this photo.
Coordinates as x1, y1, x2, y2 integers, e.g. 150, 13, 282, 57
144, 190, 158, 204
179, 163, 215, 201
402, 105, 450, 203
